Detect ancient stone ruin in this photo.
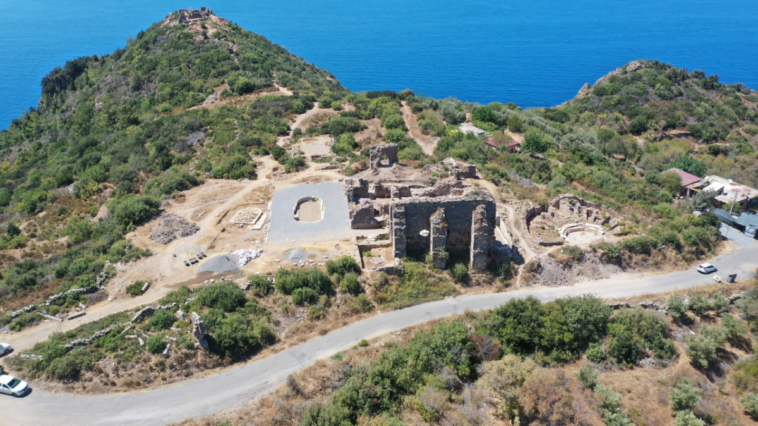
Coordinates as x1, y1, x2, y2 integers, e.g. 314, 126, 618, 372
391, 190, 496, 270
369, 143, 399, 169
525, 194, 620, 246
177, 7, 213, 24
345, 156, 495, 270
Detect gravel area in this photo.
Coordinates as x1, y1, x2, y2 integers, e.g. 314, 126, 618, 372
267, 182, 350, 242
198, 254, 240, 273
283, 248, 307, 262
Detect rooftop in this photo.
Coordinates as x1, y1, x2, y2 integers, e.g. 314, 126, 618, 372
701, 175, 758, 203
459, 123, 485, 136
663, 167, 702, 187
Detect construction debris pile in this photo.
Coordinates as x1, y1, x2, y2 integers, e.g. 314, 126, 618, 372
232, 248, 263, 267
150, 213, 200, 244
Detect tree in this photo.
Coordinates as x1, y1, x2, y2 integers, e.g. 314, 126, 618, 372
608, 326, 641, 365
109, 195, 161, 227
473, 106, 496, 123
507, 114, 524, 133
690, 189, 716, 210
6, 222, 21, 237
670, 379, 702, 411
560, 295, 612, 351
689, 295, 711, 316
522, 131, 547, 154
669, 156, 707, 177
687, 333, 718, 368
659, 171, 683, 195
490, 297, 544, 354
628, 116, 648, 135
439, 100, 465, 125
668, 295, 689, 319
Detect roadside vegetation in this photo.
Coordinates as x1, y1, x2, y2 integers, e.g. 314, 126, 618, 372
189, 281, 758, 426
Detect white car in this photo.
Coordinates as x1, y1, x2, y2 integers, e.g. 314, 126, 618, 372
0, 374, 29, 397
0, 343, 11, 356
697, 263, 717, 274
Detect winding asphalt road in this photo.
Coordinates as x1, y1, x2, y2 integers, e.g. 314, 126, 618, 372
2, 235, 756, 426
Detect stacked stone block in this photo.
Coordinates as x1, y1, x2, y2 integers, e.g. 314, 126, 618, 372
430, 208, 448, 268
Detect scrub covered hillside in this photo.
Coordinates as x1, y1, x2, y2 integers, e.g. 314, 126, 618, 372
0, 10, 346, 312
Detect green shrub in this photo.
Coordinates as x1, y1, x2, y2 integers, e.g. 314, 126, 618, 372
126, 281, 145, 297
575, 364, 599, 390
740, 392, 758, 417
275, 267, 333, 295
292, 287, 318, 305
307, 305, 325, 320
339, 273, 362, 296
686, 334, 718, 369
109, 195, 160, 227
561, 245, 584, 262
711, 293, 729, 312
668, 295, 688, 319
196, 282, 247, 312
673, 410, 705, 426
351, 294, 375, 313
596, 384, 622, 413
248, 275, 274, 295
45, 350, 93, 380
149, 310, 175, 331
586, 342, 606, 362
147, 335, 167, 354
451, 263, 468, 283
159, 286, 192, 305
720, 313, 749, 341
358, 339, 369, 347
689, 295, 711, 316
670, 379, 702, 411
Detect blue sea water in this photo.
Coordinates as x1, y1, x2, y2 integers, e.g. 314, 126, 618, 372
2, 0, 758, 130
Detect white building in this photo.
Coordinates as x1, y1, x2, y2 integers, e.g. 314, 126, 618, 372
458, 123, 486, 136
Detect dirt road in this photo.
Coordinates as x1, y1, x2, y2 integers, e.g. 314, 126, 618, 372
401, 101, 437, 156
2, 241, 756, 426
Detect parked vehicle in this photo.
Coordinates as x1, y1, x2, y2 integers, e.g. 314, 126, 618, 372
697, 263, 718, 274
0, 343, 11, 356
746, 223, 757, 239
0, 374, 29, 397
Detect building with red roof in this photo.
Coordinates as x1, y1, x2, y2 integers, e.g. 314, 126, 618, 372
662, 167, 702, 196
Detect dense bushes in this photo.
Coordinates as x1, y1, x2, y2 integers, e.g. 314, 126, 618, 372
109, 195, 161, 227
303, 321, 474, 425
195, 282, 247, 312
275, 267, 333, 296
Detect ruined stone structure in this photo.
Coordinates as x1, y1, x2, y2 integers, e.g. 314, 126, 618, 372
525, 194, 619, 246
391, 190, 496, 270
369, 143, 399, 169
178, 7, 213, 24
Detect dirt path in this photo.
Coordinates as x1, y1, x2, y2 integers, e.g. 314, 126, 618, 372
401, 101, 437, 156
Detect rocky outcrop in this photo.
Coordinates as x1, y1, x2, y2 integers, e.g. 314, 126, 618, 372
47, 286, 100, 305
131, 307, 155, 323
63, 323, 123, 351
191, 312, 209, 350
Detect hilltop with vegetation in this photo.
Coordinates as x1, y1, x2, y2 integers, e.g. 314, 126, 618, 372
0, 10, 757, 426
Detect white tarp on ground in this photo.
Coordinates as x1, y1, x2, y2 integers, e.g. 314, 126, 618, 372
232, 248, 263, 267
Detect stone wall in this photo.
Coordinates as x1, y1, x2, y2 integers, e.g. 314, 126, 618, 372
391, 190, 496, 270
350, 201, 382, 229
369, 144, 399, 169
